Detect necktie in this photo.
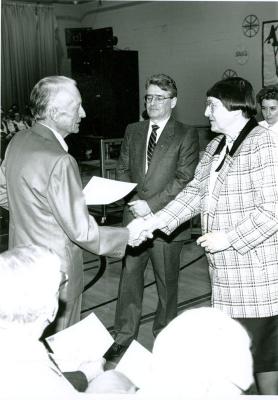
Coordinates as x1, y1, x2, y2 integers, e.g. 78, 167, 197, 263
147, 124, 159, 166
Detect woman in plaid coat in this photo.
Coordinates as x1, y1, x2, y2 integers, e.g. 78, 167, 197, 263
129, 77, 278, 394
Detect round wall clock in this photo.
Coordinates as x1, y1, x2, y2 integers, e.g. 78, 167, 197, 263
222, 69, 238, 79
242, 15, 260, 37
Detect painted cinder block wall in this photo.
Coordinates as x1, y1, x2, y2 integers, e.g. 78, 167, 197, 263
55, 1, 278, 125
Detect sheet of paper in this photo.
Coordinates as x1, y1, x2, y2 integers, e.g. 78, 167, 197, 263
115, 340, 153, 389
46, 312, 114, 371
83, 176, 137, 205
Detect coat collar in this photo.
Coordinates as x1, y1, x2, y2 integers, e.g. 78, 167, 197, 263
31, 122, 58, 141
31, 123, 67, 151
213, 117, 258, 157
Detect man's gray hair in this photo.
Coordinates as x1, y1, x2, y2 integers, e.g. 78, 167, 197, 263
30, 76, 77, 120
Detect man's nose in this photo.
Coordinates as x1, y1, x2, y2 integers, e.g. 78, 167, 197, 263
265, 109, 271, 116
80, 106, 86, 118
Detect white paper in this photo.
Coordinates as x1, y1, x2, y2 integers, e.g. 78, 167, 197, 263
115, 340, 153, 389
83, 176, 137, 205
46, 312, 114, 371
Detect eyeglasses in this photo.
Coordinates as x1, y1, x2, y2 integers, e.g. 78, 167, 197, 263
145, 95, 173, 104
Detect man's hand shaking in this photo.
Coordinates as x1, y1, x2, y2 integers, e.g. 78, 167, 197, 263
127, 215, 161, 247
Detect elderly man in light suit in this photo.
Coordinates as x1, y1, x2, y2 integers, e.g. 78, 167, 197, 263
105, 74, 199, 360
0, 76, 134, 332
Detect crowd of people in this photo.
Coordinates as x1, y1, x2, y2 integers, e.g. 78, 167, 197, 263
0, 103, 34, 161
0, 245, 254, 398
0, 74, 278, 397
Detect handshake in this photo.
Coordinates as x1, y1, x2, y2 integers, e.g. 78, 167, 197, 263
127, 214, 160, 247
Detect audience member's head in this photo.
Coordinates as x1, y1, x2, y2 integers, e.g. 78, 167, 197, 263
256, 85, 278, 127
13, 112, 22, 122
206, 77, 257, 119
140, 307, 253, 397
256, 85, 278, 106
86, 370, 137, 394
30, 75, 86, 138
0, 245, 63, 338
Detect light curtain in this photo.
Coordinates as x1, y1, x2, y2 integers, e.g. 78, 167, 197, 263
1, 1, 58, 112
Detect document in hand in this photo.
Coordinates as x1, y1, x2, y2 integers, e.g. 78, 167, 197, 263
46, 312, 114, 371
115, 340, 153, 389
83, 176, 137, 205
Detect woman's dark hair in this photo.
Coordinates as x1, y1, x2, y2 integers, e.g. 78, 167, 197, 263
256, 85, 278, 106
206, 77, 257, 118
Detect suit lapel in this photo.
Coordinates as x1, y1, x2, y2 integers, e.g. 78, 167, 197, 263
207, 118, 258, 231
136, 120, 149, 179
145, 118, 175, 176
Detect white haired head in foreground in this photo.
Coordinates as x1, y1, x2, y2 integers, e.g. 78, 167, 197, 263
0, 245, 63, 337
141, 307, 253, 397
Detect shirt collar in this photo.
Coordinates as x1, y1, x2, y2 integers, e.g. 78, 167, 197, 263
149, 117, 170, 132
39, 122, 68, 152
259, 120, 278, 132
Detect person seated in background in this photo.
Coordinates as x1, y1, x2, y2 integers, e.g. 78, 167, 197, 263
13, 111, 29, 131
1, 108, 8, 135
0, 245, 105, 398
138, 307, 254, 397
22, 103, 34, 127
10, 103, 19, 114
5, 109, 18, 139
257, 85, 278, 134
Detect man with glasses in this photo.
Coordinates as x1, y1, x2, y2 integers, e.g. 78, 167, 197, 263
105, 73, 199, 360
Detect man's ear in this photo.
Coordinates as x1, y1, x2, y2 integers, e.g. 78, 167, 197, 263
170, 97, 177, 109
48, 106, 59, 121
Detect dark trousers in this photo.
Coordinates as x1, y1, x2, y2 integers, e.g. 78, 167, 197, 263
113, 239, 184, 346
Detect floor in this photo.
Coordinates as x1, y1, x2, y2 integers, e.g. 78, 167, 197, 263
81, 237, 211, 352
0, 205, 211, 354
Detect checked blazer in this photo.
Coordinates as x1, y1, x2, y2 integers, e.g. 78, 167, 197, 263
156, 118, 278, 318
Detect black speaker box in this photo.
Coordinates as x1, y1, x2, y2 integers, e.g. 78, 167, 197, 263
70, 49, 139, 139
65, 27, 115, 50
65, 27, 92, 46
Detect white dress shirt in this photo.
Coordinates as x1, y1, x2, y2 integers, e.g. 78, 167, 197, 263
259, 120, 278, 135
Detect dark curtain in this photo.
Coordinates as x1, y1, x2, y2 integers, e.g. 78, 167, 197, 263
1, 1, 58, 112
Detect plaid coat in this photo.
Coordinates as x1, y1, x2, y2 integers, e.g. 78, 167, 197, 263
157, 118, 278, 318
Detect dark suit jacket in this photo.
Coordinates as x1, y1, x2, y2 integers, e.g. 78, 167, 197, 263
117, 117, 199, 241
0, 123, 128, 300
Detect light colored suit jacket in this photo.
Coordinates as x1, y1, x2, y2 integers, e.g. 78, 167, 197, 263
0, 123, 128, 300
157, 118, 278, 317
117, 117, 199, 241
